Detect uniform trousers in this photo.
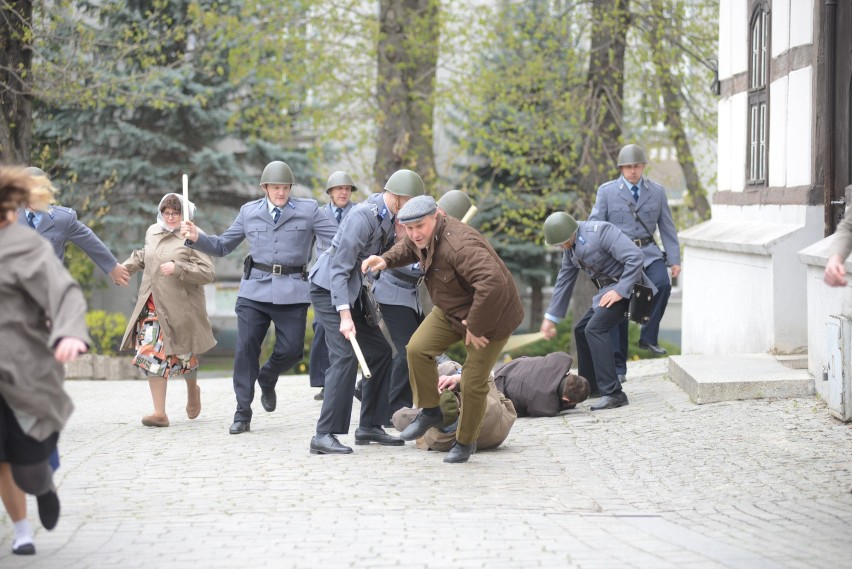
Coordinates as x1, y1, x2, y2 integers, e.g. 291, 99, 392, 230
308, 319, 329, 388
311, 284, 391, 435
612, 258, 671, 374
406, 307, 508, 445
575, 298, 629, 397
380, 302, 424, 422
233, 297, 309, 423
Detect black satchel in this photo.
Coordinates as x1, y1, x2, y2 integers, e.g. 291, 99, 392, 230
627, 283, 654, 324
359, 281, 382, 328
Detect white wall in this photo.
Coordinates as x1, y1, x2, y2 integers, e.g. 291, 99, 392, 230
772, 0, 791, 57
787, 66, 813, 186
789, 0, 815, 48
768, 75, 788, 187
718, 0, 748, 80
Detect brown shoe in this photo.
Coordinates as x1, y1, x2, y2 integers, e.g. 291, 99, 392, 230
141, 414, 169, 427
186, 385, 201, 420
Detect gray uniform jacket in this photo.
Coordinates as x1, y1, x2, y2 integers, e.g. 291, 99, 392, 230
0, 224, 90, 441
545, 221, 655, 321
321, 202, 355, 224
310, 192, 395, 309
189, 197, 337, 305
589, 176, 681, 267
373, 262, 423, 313
18, 206, 118, 274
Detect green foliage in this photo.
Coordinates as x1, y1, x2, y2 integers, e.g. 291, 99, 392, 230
85, 310, 128, 355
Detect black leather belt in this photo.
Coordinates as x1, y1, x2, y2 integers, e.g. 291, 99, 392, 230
251, 261, 307, 279
386, 268, 423, 286
591, 277, 618, 290
632, 236, 654, 247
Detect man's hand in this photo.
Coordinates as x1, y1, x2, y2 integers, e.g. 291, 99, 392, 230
670, 265, 682, 279
180, 220, 198, 242
599, 289, 624, 308
540, 318, 557, 340
361, 255, 387, 274
160, 261, 176, 276
110, 264, 130, 286
55, 338, 87, 363
825, 254, 848, 287
461, 319, 489, 350
339, 309, 356, 340
437, 374, 461, 392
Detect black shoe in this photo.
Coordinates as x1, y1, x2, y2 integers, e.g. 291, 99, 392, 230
310, 434, 353, 455
638, 340, 667, 355
589, 392, 629, 411
618, 373, 627, 384
12, 541, 35, 555
398, 409, 443, 441
260, 388, 277, 412
444, 440, 477, 463
313, 388, 324, 401
354, 426, 404, 446
229, 421, 250, 434
36, 490, 60, 530
354, 379, 363, 401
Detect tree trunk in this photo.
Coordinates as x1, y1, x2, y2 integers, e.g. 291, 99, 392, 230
0, 0, 33, 164
572, 0, 630, 332
529, 276, 544, 332
374, 0, 439, 187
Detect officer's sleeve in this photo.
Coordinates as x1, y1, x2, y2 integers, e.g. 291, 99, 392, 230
312, 206, 338, 253
64, 212, 119, 275
588, 185, 608, 222
544, 249, 579, 322
327, 210, 373, 309
189, 209, 246, 257
656, 189, 681, 266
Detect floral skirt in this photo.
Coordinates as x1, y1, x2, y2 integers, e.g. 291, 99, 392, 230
132, 296, 198, 379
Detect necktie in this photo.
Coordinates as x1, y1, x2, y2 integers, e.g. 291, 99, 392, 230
335, 208, 343, 224
631, 185, 639, 203
272, 207, 281, 223
27, 211, 36, 228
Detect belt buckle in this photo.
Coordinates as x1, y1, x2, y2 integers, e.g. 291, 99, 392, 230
272, 264, 283, 275
633, 238, 643, 247
416, 276, 425, 287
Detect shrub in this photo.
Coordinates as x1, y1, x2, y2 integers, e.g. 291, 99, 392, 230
85, 310, 128, 355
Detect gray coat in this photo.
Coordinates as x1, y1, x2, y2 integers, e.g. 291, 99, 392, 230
189, 196, 337, 305
310, 192, 395, 308
321, 201, 355, 225
589, 176, 681, 267
545, 221, 656, 321
18, 206, 119, 274
0, 224, 90, 441
373, 262, 423, 313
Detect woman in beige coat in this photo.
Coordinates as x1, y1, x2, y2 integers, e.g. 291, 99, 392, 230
120, 193, 216, 427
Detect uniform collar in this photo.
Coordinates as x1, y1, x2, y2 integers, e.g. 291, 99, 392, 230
266, 197, 294, 216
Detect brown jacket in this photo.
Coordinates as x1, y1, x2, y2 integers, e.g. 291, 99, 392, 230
120, 224, 217, 356
0, 224, 90, 440
382, 215, 524, 339
494, 352, 574, 417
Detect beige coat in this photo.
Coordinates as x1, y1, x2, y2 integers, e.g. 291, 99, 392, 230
120, 224, 216, 356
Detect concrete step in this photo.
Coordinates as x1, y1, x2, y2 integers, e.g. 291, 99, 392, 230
668, 353, 814, 404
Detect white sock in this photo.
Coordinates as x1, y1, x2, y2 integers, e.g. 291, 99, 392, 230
12, 519, 33, 548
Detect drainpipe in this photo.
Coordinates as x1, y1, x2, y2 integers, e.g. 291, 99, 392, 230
825, 0, 838, 236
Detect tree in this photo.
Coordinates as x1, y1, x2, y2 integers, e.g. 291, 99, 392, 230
0, 0, 34, 163
374, 0, 440, 186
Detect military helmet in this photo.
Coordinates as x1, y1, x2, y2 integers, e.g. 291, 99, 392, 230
384, 169, 425, 198
259, 161, 295, 186
543, 212, 579, 246
24, 166, 47, 178
325, 171, 357, 194
616, 144, 647, 167
437, 190, 472, 220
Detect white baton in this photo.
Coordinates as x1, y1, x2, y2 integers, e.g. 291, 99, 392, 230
349, 335, 372, 379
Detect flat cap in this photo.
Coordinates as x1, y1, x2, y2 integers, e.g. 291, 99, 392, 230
397, 195, 437, 224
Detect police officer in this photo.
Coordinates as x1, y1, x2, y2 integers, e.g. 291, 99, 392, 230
539, 212, 655, 410
589, 144, 681, 381
310, 171, 358, 401
307, 169, 425, 454
181, 161, 337, 434
19, 167, 130, 286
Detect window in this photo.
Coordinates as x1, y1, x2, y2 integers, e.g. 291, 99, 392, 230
748, 6, 769, 186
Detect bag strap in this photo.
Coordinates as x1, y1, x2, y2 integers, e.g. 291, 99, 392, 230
626, 200, 668, 263
574, 252, 619, 283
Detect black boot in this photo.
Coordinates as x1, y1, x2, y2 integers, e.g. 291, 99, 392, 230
444, 440, 477, 464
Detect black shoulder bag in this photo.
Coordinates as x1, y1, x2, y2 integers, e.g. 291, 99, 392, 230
575, 254, 654, 325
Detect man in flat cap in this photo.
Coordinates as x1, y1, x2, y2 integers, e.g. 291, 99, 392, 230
362, 195, 524, 464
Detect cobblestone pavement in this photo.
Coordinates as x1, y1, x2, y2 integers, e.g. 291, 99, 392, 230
2, 358, 851, 568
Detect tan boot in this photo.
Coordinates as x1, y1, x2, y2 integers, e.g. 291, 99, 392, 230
186, 384, 201, 420
141, 414, 169, 427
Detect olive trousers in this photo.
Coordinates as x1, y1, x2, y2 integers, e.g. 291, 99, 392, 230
406, 307, 509, 445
